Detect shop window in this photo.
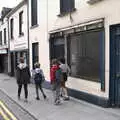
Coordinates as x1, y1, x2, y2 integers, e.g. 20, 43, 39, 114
69, 29, 104, 82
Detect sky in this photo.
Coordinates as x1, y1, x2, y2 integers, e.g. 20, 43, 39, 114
0, 0, 22, 11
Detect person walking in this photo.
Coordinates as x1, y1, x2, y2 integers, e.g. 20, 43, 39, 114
34, 63, 47, 100
59, 57, 70, 100
50, 59, 62, 105
16, 57, 31, 102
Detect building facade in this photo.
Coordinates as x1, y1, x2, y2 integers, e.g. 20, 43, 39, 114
0, 8, 11, 73
48, 0, 120, 107
7, 1, 28, 76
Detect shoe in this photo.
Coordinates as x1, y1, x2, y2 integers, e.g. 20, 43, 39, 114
18, 95, 20, 100
24, 99, 28, 102
54, 100, 61, 105
36, 97, 40, 100
63, 97, 70, 101
43, 95, 47, 99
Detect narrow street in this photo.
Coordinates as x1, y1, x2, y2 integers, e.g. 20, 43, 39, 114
0, 74, 120, 120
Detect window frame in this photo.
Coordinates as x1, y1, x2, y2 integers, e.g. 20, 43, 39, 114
19, 11, 24, 36
60, 0, 75, 15
10, 18, 14, 39
31, 0, 38, 27
4, 28, 6, 44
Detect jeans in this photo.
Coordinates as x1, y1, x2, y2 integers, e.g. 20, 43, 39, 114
18, 84, 28, 99
35, 84, 46, 98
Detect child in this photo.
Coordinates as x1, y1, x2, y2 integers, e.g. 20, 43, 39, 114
50, 59, 62, 105
34, 63, 47, 100
59, 58, 70, 100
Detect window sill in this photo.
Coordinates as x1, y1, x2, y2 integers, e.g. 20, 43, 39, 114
30, 24, 39, 29
57, 8, 76, 17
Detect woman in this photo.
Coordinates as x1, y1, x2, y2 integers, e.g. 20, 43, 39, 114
16, 57, 31, 102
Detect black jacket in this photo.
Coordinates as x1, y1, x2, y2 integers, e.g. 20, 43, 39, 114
16, 63, 31, 84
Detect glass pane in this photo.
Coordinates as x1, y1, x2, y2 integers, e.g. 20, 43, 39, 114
70, 30, 103, 82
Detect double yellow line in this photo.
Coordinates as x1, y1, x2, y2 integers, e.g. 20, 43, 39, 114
0, 100, 17, 120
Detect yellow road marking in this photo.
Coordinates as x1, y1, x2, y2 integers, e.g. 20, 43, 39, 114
0, 107, 9, 120
0, 101, 17, 120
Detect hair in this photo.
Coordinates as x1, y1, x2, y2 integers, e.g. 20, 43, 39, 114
34, 62, 40, 68
19, 57, 24, 63
51, 59, 58, 65
58, 57, 65, 64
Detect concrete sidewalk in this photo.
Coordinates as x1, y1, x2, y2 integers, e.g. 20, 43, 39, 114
0, 73, 120, 120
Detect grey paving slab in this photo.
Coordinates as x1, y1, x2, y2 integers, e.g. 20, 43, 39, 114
0, 73, 120, 120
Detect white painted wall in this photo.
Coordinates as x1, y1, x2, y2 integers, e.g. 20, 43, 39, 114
9, 3, 28, 51
29, 0, 50, 80
0, 18, 8, 49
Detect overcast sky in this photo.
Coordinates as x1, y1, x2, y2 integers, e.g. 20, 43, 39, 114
0, 0, 22, 11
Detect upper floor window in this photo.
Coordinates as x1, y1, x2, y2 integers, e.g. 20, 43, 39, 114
4, 28, 6, 44
60, 0, 75, 14
31, 0, 38, 26
10, 18, 14, 39
0, 31, 2, 45
19, 11, 24, 36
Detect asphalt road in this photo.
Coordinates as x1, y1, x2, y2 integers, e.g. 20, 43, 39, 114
0, 90, 37, 120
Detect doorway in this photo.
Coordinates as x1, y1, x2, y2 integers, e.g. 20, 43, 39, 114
110, 24, 120, 106
32, 42, 39, 69
50, 37, 65, 59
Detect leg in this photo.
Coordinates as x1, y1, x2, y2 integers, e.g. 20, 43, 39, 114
51, 83, 57, 103
18, 84, 22, 99
61, 81, 69, 100
35, 84, 39, 100
39, 84, 46, 99
24, 84, 28, 99
54, 84, 61, 105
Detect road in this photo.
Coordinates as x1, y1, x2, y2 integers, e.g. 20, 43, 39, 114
0, 90, 37, 120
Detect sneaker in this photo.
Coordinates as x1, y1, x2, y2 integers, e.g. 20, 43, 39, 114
18, 95, 20, 100
36, 97, 40, 100
24, 99, 28, 102
54, 100, 61, 105
63, 97, 70, 101
43, 95, 47, 99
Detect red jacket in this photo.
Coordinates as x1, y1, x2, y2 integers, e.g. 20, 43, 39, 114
50, 64, 59, 83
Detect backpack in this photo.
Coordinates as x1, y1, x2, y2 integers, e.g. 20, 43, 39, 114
55, 68, 62, 83
34, 72, 43, 84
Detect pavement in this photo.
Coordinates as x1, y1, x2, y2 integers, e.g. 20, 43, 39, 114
0, 73, 120, 120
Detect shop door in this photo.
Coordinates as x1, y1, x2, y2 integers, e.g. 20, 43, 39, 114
50, 38, 65, 59
110, 24, 120, 106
